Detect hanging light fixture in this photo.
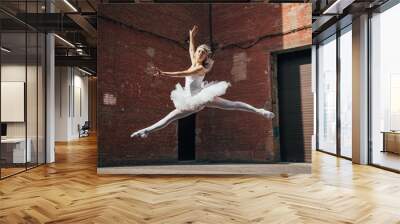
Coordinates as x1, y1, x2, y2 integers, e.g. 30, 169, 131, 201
63, 0, 78, 12
1, 47, 11, 53
54, 34, 75, 48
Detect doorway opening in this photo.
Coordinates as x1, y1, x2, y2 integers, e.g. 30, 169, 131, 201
178, 114, 196, 161
277, 48, 312, 162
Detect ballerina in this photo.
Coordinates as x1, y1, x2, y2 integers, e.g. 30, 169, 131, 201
131, 25, 275, 138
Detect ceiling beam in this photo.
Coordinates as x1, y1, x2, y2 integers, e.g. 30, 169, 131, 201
67, 13, 97, 39
55, 55, 96, 71
322, 0, 356, 14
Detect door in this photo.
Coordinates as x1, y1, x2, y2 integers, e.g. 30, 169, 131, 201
277, 49, 313, 162
178, 114, 196, 161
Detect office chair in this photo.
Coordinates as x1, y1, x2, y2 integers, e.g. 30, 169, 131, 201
79, 121, 90, 138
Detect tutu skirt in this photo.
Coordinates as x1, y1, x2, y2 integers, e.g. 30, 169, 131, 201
170, 81, 231, 111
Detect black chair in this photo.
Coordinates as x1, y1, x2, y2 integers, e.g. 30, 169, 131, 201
78, 121, 90, 138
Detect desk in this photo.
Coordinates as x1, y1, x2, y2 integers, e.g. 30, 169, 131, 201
1, 138, 31, 163
382, 131, 400, 154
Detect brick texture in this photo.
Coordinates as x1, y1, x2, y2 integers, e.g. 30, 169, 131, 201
97, 3, 311, 166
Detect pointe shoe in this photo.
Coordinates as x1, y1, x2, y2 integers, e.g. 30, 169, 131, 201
258, 109, 275, 119
130, 129, 149, 138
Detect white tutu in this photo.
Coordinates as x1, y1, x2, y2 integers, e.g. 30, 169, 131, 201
170, 81, 231, 111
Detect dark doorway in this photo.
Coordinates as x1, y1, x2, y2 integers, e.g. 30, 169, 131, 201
277, 49, 312, 162
178, 114, 196, 161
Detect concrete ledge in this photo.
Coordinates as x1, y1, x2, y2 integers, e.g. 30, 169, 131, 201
97, 163, 311, 175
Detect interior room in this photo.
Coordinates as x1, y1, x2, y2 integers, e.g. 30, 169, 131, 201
370, 2, 400, 171
0, 0, 97, 179
314, 0, 400, 172
0, 20, 46, 178
54, 66, 91, 141
0, 0, 399, 223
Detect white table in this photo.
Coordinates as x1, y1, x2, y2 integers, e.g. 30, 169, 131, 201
1, 138, 31, 163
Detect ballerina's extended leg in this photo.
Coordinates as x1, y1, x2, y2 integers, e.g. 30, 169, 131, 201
206, 97, 275, 119
130, 108, 201, 138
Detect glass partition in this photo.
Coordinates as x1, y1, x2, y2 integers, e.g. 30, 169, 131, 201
1, 31, 28, 177
370, 3, 400, 171
0, 1, 46, 179
38, 32, 45, 165
27, 31, 38, 169
339, 25, 352, 158
317, 35, 337, 154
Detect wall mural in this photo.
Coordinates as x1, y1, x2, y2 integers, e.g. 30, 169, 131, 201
97, 3, 312, 171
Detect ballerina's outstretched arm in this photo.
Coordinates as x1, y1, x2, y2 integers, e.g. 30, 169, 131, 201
153, 65, 206, 78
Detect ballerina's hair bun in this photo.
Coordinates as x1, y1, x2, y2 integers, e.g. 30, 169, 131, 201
204, 58, 214, 71
198, 44, 212, 56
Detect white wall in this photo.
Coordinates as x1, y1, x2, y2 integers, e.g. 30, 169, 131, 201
71, 73, 89, 138
55, 67, 89, 141
1, 64, 38, 137
1, 65, 27, 141
1, 63, 46, 164
55, 66, 70, 141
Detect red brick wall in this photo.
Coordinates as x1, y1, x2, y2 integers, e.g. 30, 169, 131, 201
196, 3, 311, 162
97, 4, 209, 166
97, 3, 311, 166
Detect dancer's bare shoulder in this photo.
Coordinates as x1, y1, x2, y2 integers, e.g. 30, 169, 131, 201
189, 64, 207, 76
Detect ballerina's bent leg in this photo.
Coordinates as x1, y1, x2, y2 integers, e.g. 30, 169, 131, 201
130, 107, 202, 138
206, 97, 275, 119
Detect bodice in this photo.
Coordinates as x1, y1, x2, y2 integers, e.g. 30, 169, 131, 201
184, 74, 205, 95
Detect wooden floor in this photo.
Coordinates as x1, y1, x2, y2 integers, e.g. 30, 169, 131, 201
1, 163, 45, 178
1, 167, 26, 178
1, 135, 400, 223
372, 150, 400, 171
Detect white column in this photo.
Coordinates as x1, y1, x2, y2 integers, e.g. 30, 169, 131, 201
46, 1, 55, 163
352, 14, 369, 164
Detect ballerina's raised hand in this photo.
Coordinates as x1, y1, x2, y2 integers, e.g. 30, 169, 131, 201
190, 25, 198, 37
